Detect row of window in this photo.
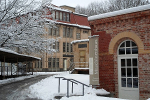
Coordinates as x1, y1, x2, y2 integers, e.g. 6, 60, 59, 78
49, 27, 59, 36
63, 42, 73, 52
53, 11, 70, 22
48, 58, 59, 68
63, 27, 73, 38
49, 26, 88, 40
35, 59, 42, 68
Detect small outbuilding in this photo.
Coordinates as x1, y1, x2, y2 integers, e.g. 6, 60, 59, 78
71, 39, 89, 74
0, 48, 40, 79
88, 4, 150, 100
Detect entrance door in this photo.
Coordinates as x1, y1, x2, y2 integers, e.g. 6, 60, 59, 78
118, 40, 139, 100
63, 59, 67, 71
79, 50, 86, 68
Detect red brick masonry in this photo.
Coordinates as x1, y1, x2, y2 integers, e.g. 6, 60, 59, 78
89, 9, 150, 100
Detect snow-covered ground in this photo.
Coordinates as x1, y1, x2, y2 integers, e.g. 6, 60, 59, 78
28, 72, 127, 100
1, 72, 149, 100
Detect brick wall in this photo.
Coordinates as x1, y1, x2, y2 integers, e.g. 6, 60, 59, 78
90, 9, 150, 99
92, 31, 115, 93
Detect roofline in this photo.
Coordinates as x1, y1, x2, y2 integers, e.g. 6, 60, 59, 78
0, 48, 41, 61
71, 39, 89, 44
60, 5, 75, 8
88, 4, 150, 21
56, 22, 91, 29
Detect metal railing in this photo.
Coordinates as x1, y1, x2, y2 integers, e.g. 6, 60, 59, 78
55, 77, 90, 98
69, 62, 89, 74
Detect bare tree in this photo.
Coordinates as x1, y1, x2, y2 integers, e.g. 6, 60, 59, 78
75, 0, 150, 16
0, 0, 58, 54
75, 5, 86, 15
107, 0, 149, 12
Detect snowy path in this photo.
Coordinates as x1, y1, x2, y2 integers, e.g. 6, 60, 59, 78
0, 74, 54, 100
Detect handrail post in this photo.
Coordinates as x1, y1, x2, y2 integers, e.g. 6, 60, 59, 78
55, 77, 64, 93
67, 80, 69, 98
82, 84, 84, 96
72, 82, 73, 94
58, 78, 60, 93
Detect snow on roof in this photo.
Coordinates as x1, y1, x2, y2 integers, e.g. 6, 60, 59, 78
71, 39, 89, 44
52, 6, 72, 12
74, 68, 89, 70
73, 12, 88, 17
56, 21, 91, 29
0, 48, 41, 60
88, 4, 150, 21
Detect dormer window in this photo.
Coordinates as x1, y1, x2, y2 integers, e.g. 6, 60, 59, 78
52, 10, 70, 22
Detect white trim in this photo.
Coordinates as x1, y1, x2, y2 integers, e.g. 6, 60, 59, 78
88, 4, 150, 21
117, 40, 139, 100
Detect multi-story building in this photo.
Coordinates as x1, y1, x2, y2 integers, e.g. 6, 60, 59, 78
34, 5, 91, 72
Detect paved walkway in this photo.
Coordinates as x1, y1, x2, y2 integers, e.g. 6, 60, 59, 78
0, 74, 54, 100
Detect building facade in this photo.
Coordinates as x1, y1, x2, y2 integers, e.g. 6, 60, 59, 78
34, 5, 91, 72
88, 4, 150, 100
71, 39, 89, 74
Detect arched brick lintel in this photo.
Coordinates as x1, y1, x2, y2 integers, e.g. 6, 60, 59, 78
109, 31, 150, 54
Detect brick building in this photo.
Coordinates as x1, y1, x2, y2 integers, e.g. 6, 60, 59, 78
88, 4, 150, 100
34, 5, 91, 72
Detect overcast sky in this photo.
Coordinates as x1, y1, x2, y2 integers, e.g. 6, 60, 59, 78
51, 0, 107, 7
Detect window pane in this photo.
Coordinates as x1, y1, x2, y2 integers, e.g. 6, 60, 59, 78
53, 58, 55, 67
53, 29, 56, 36
63, 42, 66, 52
60, 12, 62, 20
56, 11, 59, 20
126, 41, 130, 47
67, 43, 69, 52
56, 62, 59, 68
78, 44, 87, 48
119, 48, 125, 55
132, 47, 138, 54
126, 48, 131, 54
49, 28, 52, 35
48, 62, 51, 68
56, 42, 59, 52
120, 42, 125, 47
66, 13, 70, 21
133, 78, 138, 88
127, 68, 132, 77
127, 59, 131, 66
76, 33, 80, 39
133, 68, 138, 77
121, 59, 125, 67
71, 44, 73, 52
122, 78, 126, 87
70, 28, 73, 38
63, 27, 66, 37
56, 27, 59, 36
127, 78, 132, 87
67, 28, 70, 37
132, 58, 137, 66
121, 68, 126, 77
48, 58, 51, 68
132, 41, 137, 47
52, 11, 55, 19
63, 13, 66, 21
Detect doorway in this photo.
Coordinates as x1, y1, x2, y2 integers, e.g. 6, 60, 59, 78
79, 50, 86, 68
63, 58, 67, 71
118, 40, 139, 100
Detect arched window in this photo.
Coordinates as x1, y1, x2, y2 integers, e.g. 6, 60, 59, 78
118, 40, 138, 55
